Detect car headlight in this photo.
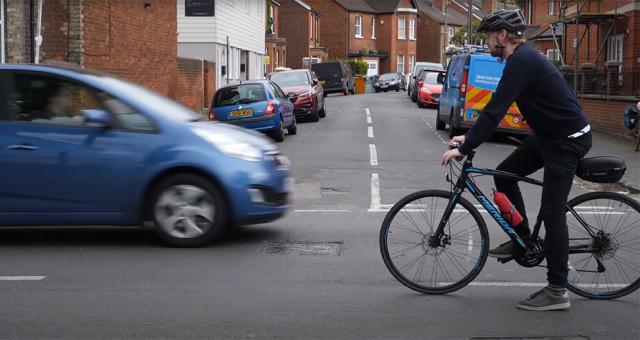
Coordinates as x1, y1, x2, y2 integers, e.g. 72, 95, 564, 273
191, 127, 263, 161
298, 91, 311, 99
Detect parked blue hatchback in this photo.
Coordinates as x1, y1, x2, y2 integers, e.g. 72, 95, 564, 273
0, 64, 292, 247
210, 81, 297, 142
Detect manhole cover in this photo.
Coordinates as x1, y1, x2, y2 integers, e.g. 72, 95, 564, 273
263, 241, 342, 256
470, 337, 589, 340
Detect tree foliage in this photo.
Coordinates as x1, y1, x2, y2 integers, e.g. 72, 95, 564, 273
451, 20, 487, 46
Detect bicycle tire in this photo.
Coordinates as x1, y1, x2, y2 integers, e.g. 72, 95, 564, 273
380, 190, 489, 294
566, 191, 640, 299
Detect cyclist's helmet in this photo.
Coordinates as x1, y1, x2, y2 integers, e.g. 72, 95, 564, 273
477, 9, 527, 36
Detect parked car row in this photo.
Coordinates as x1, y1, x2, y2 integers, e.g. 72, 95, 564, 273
0, 64, 292, 247
210, 69, 326, 143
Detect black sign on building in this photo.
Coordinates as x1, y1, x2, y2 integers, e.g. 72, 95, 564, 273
185, 0, 215, 17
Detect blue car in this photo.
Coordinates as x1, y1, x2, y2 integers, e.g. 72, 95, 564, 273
210, 81, 297, 142
0, 64, 292, 247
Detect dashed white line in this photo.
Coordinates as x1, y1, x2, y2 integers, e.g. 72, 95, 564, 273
368, 126, 374, 138
366, 116, 372, 124
294, 210, 349, 213
365, 108, 371, 116
370, 173, 381, 211
369, 144, 378, 166
0, 276, 46, 281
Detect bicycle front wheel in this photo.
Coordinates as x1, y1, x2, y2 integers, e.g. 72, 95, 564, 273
566, 192, 640, 299
380, 190, 489, 294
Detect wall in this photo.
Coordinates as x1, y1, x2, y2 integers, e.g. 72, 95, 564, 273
416, 14, 444, 63
5, 0, 30, 63
278, 0, 310, 69
349, 12, 377, 53
580, 97, 638, 138
304, 0, 348, 59
175, 58, 216, 113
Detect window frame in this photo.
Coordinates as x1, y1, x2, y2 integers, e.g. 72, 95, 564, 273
355, 15, 363, 38
409, 18, 415, 40
397, 54, 405, 73
607, 34, 624, 63
371, 17, 376, 39
398, 17, 406, 40
549, 0, 556, 15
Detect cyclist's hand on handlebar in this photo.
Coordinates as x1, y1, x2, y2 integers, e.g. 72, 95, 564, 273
441, 148, 464, 166
449, 135, 465, 146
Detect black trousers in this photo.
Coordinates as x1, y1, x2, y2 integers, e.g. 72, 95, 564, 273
494, 132, 592, 287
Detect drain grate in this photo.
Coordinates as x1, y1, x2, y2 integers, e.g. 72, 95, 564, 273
470, 337, 589, 340
263, 241, 342, 256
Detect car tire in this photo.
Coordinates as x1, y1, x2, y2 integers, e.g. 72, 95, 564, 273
270, 120, 286, 142
318, 101, 326, 118
150, 174, 228, 247
309, 105, 320, 122
343, 86, 349, 96
448, 112, 460, 139
435, 110, 446, 130
287, 117, 298, 135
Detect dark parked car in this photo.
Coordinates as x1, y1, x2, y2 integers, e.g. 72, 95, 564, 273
374, 73, 404, 92
0, 64, 291, 247
210, 80, 297, 142
267, 69, 325, 122
311, 61, 355, 96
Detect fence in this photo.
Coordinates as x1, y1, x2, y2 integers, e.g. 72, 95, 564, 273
561, 67, 640, 98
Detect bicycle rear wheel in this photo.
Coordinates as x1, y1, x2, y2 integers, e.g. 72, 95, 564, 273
566, 192, 640, 299
380, 190, 489, 294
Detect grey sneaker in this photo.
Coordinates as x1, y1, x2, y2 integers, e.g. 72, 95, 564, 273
517, 287, 571, 311
488, 240, 514, 259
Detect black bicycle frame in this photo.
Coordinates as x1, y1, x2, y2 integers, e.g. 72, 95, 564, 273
433, 151, 599, 253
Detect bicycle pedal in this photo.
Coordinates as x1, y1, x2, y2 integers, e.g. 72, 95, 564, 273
497, 256, 514, 264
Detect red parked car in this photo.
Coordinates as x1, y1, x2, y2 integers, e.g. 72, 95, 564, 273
267, 69, 325, 122
417, 71, 444, 108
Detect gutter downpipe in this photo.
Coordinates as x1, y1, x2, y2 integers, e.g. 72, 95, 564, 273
1, 0, 5, 63
34, 0, 43, 64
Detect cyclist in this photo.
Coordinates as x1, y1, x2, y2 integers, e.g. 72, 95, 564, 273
441, 9, 592, 311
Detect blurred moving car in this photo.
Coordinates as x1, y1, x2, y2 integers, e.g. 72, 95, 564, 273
210, 81, 297, 142
0, 64, 291, 247
267, 69, 325, 122
408, 62, 445, 102
416, 71, 444, 108
374, 73, 404, 92
311, 61, 355, 96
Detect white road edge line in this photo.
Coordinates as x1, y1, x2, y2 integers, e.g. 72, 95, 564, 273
294, 210, 350, 213
368, 126, 374, 138
369, 173, 381, 211
0, 276, 46, 281
369, 144, 378, 166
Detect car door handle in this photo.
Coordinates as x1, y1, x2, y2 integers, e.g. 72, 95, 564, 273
6, 144, 40, 151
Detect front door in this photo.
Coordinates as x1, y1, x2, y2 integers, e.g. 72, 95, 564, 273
366, 59, 379, 76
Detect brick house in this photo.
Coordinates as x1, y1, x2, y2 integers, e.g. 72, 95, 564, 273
518, 0, 639, 139
265, 1, 288, 74
277, 0, 328, 70
304, 0, 420, 76
1, 0, 214, 113
415, 0, 466, 65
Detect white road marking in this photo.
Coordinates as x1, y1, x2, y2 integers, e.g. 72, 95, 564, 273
368, 126, 374, 138
369, 144, 378, 166
365, 108, 371, 116
369, 173, 381, 211
0, 276, 46, 281
294, 210, 349, 213
366, 116, 372, 124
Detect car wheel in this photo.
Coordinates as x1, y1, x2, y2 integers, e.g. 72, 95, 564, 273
270, 120, 286, 142
343, 86, 349, 96
287, 116, 298, 135
150, 174, 228, 247
435, 110, 446, 130
448, 112, 460, 139
318, 101, 326, 118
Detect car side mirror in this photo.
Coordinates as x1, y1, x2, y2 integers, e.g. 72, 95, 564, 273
437, 73, 445, 85
82, 109, 112, 129
287, 92, 298, 103
413, 76, 417, 80
313, 79, 319, 85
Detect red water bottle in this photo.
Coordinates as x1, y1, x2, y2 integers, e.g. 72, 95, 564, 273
493, 191, 524, 227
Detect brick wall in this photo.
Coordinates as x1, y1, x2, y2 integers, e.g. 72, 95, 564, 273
580, 97, 638, 138
174, 58, 216, 113
278, 0, 310, 69
349, 13, 377, 52
5, 0, 31, 63
304, 0, 348, 59
377, 13, 393, 73
416, 14, 444, 63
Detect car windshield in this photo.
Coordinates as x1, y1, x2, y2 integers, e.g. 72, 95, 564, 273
214, 84, 267, 107
269, 72, 310, 87
379, 73, 396, 81
422, 72, 440, 85
97, 77, 198, 122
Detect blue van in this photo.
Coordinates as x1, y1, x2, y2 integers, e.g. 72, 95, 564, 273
437, 51, 531, 138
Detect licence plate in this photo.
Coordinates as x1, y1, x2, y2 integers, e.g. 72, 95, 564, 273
434, 97, 439, 102
230, 108, 253, 118
380, 85, 388, 88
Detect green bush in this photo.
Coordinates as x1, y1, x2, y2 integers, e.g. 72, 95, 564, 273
349, 59, 369, 76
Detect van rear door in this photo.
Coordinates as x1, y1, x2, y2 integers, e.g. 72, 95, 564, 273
464, 54, 530, 134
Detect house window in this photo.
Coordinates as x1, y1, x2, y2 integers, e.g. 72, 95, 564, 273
409, 18, 415, 40
371, 17, 376, 39
546, 49, 560, 61
448, 27, 454, 45
397, 54, 404, 73
355, 16, 363, 38
607, 34, 623, 62
408, 55, 415, 75
549, 0, 556, 15
398, 18, 406, 39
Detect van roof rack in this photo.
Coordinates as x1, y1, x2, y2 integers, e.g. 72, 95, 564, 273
445, 45, 490, 56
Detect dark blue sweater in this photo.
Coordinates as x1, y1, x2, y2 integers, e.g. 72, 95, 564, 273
459, 43, 589, 155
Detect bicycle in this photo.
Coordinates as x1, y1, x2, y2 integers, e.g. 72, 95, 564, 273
379, 146, 640, 299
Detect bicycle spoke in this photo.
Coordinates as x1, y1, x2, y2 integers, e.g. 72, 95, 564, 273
390, 221, 425, 237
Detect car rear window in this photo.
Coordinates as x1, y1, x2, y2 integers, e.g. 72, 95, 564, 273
379, 73, 396, 81
311, 63, 342, 80
421, 72, 441, 85
214, 84, 267, 107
